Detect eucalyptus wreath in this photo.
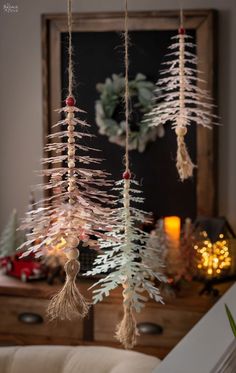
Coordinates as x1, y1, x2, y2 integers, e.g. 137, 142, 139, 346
95, 73, 164, 152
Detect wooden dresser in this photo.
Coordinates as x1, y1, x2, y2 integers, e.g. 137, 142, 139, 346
0, 274, 232, 359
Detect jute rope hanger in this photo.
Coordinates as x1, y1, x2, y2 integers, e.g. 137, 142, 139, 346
124, 0, 130, 175
67, 0, 73, 97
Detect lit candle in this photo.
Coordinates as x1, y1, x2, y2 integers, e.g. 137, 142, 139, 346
164, 216, 181, 249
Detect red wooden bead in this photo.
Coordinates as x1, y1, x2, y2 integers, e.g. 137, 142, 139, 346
179, 27, 185, 35
66, 96, 75, 106
123, 170, 131, 180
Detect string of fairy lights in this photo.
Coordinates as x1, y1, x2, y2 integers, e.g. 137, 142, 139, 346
194, 232, 231, 278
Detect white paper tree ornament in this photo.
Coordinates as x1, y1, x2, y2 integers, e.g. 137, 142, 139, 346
85, 0, 166, 349
18, 0, 114, 321
145, 17, 217, 181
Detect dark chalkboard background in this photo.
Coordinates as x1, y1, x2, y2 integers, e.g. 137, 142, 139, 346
61, 30, 197, 221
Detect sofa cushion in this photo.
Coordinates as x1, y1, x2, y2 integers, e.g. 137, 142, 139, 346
0, 345, 160, 373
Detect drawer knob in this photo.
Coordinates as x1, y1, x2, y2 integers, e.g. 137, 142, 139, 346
137, 322, 163, 335
18, 312, 44, 325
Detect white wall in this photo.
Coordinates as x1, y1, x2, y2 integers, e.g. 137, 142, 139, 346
0, 0, 235, 231
155, 283, 236, 372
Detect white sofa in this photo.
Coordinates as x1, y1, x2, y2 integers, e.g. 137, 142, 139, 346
0, 345, 160, 373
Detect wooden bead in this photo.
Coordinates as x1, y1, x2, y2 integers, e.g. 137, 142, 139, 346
68, 149, 75, 156
66, 96, 75, 106
67, 112, 74, 120
68, 160, 75, 168
175, 127, 187, 136
66, 236, 79, 247
68, 125, 75, 131
68, 137, 75, 144
66, 247, 79, 260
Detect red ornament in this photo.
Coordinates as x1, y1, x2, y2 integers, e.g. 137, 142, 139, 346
66, 96, 75, 106
123, 170, 131, 180
179, 27, 185, 35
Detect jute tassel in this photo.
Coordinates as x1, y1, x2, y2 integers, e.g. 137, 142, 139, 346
175, 127, 195, 181
115, 284, 138, 349
116, 303, 138, 349
47, 249, 89, 321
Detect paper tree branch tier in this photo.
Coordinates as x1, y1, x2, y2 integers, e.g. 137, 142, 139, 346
145, 27, 217, 181
19, 98, 114, 320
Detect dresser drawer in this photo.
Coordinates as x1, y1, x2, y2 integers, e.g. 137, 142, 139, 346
0, 296, 83, 340
94, 303, 203, 348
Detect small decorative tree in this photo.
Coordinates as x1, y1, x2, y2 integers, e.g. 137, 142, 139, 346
0, 209, 24, 258
146, 219, 167, 274
19, 0, 114, 321
145, 15, 217, 181
85, 0, 166, 349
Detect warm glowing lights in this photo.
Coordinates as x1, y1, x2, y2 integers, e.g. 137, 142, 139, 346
194, 231, 231, 278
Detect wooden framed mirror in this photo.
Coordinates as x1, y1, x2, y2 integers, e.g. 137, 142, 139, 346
42, 10, 217, 220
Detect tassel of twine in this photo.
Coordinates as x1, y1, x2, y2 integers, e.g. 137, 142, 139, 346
116, 304, 138, 349
115, 284, 138, 349
47, 255, 89, 321
175, 127, 195, 181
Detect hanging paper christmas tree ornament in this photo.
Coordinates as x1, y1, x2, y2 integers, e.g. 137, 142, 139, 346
0, 209, 24, 258
85, 0, 165, 349
145, 11, 217, 181
19, 0, 113, 321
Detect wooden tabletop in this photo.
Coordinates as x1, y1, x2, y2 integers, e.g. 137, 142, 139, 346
0, 272, 94, 299
0, 272, 233, 312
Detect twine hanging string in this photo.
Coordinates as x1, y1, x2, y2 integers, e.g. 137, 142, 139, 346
124, 0, 130, 174
67, 0, 75, 208
115, 0, 138, 349
180, 6, 184, 28
47, 0, 89, 321
67, 0, 73, 97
